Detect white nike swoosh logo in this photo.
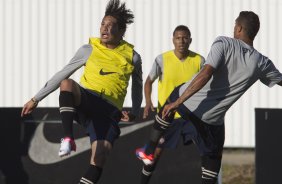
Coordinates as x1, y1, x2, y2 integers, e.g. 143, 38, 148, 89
28, 117, 153, 165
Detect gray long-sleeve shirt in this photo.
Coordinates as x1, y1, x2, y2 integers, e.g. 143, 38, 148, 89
180, 36, 282, 125
34, 44, 143, 116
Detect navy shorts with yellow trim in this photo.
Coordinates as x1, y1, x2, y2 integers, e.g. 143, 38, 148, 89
75, 87, 122, 145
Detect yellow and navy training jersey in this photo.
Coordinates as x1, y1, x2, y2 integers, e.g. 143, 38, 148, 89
149, 50, 204, 118
34, 38, 143, 115
80, 37, 135, 110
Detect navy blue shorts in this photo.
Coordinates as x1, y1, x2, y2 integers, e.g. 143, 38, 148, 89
167, 85, 225, 157
75, 87, 122, 145
158, 118, 196, 149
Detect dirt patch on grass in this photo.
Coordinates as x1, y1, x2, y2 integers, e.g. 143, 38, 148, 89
222, 164, 255, 184
222, 149, 255, 184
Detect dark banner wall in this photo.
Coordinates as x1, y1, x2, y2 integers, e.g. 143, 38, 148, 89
0, 108, 201, 184
255, 108, 282, 184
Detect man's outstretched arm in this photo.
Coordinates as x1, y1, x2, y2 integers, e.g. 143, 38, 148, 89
162, 64, 215, 118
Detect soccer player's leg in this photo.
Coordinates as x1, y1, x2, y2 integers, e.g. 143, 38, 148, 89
136, 87, 182, 164
201, 155, 222, 184
140, 118, 185, 184
176, 104, 224, 184
78, 121, 116, 184
191, 120, 224, 184
79, 140, 111, 184
58, 79, 81, 157
78, 97, 121, 184
140, 147, 161, 184
200, 136, 223, 184
136, 105, 175, 165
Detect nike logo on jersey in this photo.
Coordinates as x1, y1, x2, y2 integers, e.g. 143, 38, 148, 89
99, 68, 116, 75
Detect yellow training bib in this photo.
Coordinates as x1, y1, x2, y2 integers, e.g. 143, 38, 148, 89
80, 38, 134, 110
158, 50, 202, 118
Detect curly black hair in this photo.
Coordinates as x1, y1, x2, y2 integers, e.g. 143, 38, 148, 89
105, 0, 134, 31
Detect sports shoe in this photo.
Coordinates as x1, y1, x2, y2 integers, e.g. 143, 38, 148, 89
135, 146, 154, 165
58, 137, 76, 157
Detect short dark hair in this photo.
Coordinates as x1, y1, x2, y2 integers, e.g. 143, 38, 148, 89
173, 25, 191, 37
104, 0, 134, 31
237, 11, 260, 40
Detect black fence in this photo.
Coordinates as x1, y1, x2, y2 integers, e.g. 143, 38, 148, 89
255, 108, 282, 184
0, 108, 201, 184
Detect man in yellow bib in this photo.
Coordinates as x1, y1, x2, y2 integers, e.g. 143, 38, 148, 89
21, 0, 142, 183
139, 25, 204, 184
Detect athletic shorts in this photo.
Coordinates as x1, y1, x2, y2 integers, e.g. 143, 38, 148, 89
158, 118, 195, 149
75, 87, 122, 144
167, 85, 225, 157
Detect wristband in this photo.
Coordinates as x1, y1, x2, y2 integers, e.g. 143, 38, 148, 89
31, 98, 38, 106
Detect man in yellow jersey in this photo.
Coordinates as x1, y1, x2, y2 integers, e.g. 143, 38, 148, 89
139, 25, 204, 184
21, 0, 142, 183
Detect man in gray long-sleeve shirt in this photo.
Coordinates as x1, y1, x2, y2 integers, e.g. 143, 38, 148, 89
136, 11, 282, 184
21, 0, 142, 183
